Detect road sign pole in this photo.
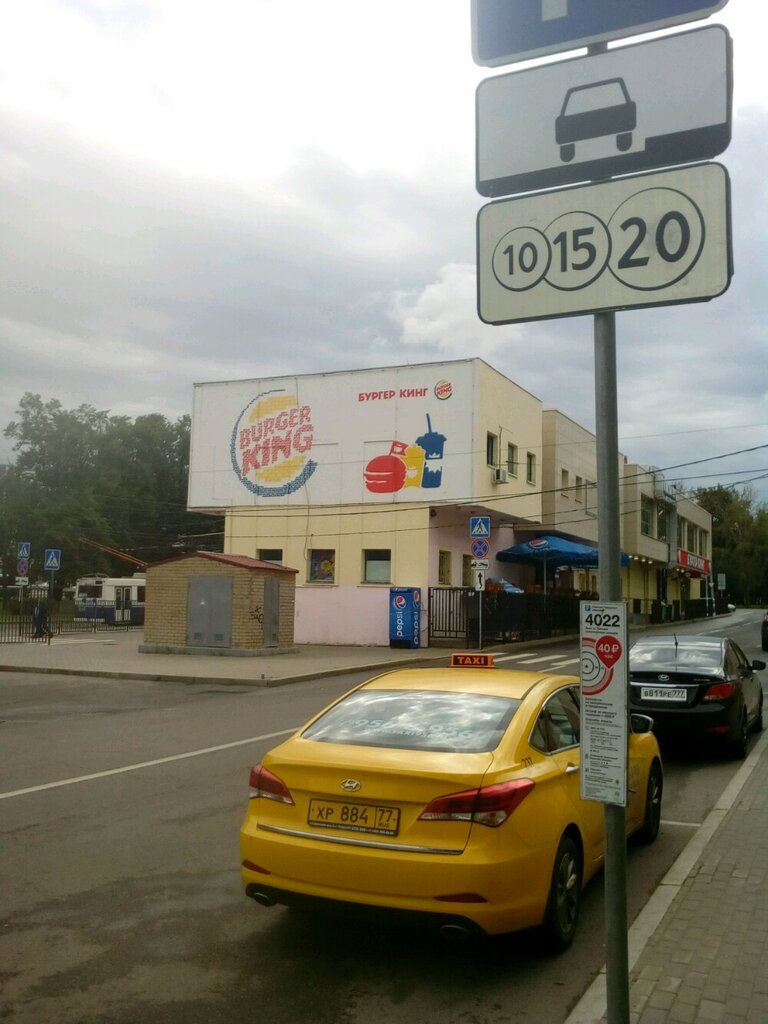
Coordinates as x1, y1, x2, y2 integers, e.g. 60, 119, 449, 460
594, 308, 629, 1024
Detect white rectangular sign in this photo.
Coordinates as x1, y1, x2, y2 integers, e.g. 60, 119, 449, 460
580, 601, 628, 806
476, 26, 731, 198
189, 362, 474, 509
477, 162, 732, 325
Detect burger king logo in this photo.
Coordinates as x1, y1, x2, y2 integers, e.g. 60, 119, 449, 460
231, 390, 317, 497
434, 379, 452, 400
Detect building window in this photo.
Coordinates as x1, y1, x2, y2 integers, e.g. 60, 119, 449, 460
258, 548, 283, 564
561, 468, 569, 494
507, 443, 518, 476
526, 452, 536, 485
486, 432, 497, 467
438, 550, 452, 585
699, 530, 709, 557
575, 475, 583, 503
641, 496, 654, 537
363, 549, 391, 583
462, 554, 472, 587
657, 506, 668, 542
586, 480, 596, 516
308, 549, 335, 583
687, 521, 697, 551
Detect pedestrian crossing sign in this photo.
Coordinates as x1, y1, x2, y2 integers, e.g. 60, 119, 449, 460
17, 542, 31, 559
469, 516, 491, 539
44, 548, 61, 571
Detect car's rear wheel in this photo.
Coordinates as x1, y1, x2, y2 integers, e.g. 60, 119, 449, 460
541, 835, 581, 951
635, 761, 663, 844
731, 710, 748, 759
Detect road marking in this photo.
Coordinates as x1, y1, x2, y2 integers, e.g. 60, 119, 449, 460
0, 729, 296, 801
492, 653, 534, 662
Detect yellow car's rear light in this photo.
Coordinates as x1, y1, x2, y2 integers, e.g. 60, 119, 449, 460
248, 763, 295, 804
419, 779, 535, 828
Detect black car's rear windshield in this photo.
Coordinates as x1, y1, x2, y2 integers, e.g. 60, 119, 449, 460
301, 689, 520, 753
630, 644, 722, 670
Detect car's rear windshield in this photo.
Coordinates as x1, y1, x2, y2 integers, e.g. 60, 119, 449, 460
301, 689, 520, 753
630, 644, 722, 669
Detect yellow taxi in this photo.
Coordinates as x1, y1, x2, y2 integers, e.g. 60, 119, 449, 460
240, 654, 662, 949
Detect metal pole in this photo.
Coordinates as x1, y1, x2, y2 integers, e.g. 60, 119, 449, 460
594, 309, 629, 1024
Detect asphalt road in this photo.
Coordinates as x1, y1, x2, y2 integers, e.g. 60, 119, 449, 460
1, 609, 765, 1024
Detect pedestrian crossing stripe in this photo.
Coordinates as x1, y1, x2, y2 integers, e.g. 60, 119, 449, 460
44, 549, 61, 570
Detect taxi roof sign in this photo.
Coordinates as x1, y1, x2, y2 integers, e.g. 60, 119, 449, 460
451, 653, 495, 669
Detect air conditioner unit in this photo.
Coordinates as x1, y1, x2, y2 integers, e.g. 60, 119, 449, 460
493, 467, 508, 484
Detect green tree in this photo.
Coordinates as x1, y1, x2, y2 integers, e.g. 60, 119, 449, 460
3, 394, 220, 583
693, 485, 768, 605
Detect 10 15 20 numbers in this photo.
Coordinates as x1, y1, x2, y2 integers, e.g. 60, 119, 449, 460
492, 185, 705, 294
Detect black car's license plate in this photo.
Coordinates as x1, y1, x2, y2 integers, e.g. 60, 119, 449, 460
308, 799, 400, 836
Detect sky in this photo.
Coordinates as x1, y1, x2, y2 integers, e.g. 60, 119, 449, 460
2, 0, 766, 504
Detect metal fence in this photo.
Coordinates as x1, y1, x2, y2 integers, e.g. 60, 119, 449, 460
0, 592, 144, 645
428, 588, 580, 645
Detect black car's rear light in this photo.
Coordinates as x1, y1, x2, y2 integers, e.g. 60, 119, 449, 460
419, 779, 535, 827
248, 763, 295, 804
703, 682, 737, 702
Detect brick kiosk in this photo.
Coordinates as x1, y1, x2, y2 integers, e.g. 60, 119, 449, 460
140, 552, 297, 657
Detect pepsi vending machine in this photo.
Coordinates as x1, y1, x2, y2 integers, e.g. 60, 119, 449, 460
389, 587, 421, 649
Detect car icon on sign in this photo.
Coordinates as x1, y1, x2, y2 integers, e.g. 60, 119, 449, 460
555, 78, 637, 163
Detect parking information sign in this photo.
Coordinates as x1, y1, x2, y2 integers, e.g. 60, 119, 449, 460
476, 26, 731, 198
477, 162, 732, 325
471, 0, 730, 67
580, 601, 628, 806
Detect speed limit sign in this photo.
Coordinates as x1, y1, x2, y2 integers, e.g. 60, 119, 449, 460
477, 162, 732, 324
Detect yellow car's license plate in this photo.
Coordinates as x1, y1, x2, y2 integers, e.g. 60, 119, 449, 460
308, 799, 400, 836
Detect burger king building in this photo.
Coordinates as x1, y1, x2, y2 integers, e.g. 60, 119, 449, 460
189, 358, 545, 645
188, 357, 713, 646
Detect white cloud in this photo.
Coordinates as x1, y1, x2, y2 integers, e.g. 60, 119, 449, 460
1, 1, 766, 503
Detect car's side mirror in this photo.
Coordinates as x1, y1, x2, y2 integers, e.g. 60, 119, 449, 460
751, 659, 766, 671
630, 713, 655, 734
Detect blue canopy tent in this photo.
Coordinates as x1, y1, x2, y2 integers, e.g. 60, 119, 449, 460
496, 535, 629, 592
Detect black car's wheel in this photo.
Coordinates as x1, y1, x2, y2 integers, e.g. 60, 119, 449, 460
541, 835, 581, 951
635, 761, 663, 845
731, 710, 748, 759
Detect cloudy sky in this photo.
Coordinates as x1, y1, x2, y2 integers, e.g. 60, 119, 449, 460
2, 0, 766, 501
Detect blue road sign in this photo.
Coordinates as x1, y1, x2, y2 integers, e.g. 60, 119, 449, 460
472, 0, 729, 66
44, 548, 62, 571
17, 542, 31, 559
470, 516, 491, 539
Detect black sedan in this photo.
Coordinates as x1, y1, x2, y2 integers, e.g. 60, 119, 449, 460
629, 635, 765, 758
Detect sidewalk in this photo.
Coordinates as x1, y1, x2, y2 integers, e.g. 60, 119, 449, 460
2, 629, 767, 1023
567, 726, 768, 1024
0, 628, 450, 686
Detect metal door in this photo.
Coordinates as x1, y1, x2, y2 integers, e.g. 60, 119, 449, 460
263, 577, 279, 648
114, 587, 132, 624
187, 577, 232, 648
